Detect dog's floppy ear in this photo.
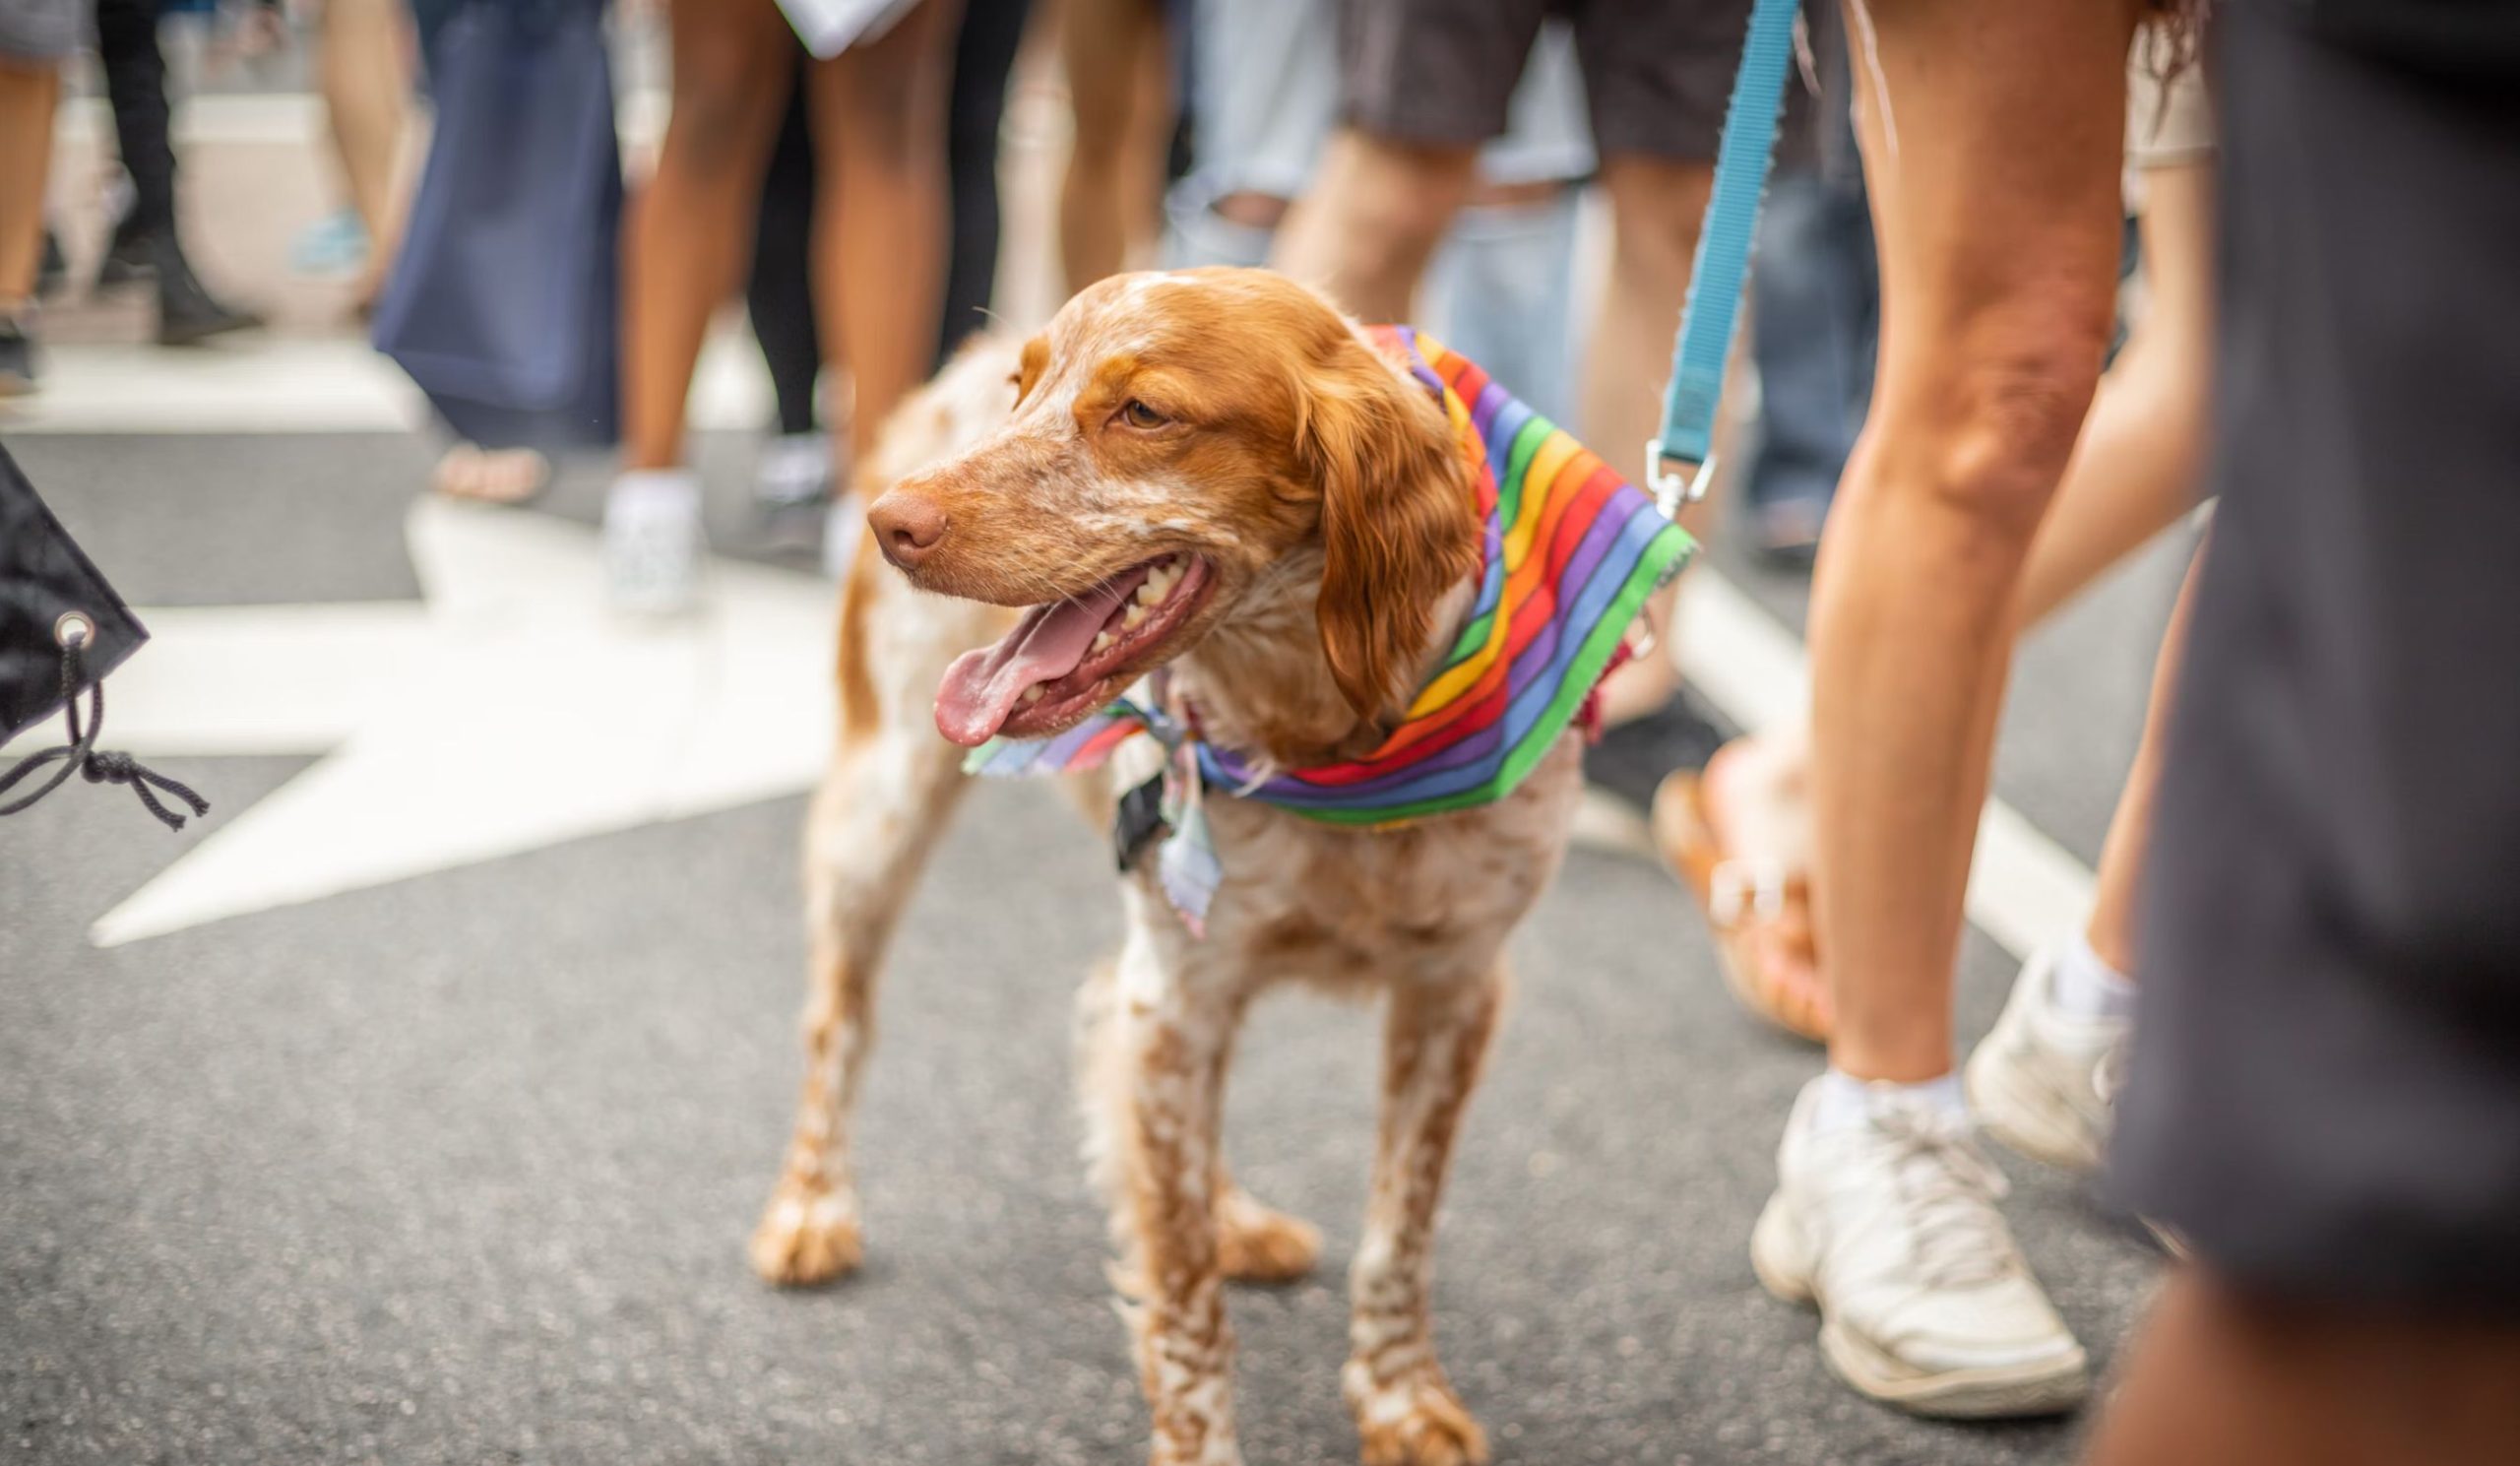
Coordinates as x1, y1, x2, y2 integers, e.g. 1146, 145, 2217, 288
1012, 334, 1049, 408
1297, 336, 1482, 723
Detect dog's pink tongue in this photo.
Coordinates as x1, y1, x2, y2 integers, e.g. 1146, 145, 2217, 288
935, 582, 1129, 745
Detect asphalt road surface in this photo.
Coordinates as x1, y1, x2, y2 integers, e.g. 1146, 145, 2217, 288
7, 69, 2198, 1466
1, 422, 2192, 1466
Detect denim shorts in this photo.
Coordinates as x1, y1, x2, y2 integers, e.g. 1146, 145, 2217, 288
1341, 0, 1754, 161
0, 0, 81, 62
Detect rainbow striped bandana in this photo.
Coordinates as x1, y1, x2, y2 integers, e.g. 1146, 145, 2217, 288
963, 326, 1696, 933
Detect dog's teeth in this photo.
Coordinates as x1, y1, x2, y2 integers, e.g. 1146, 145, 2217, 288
1123, 605, 1148, 629
1091, 632, 1114, 654
1021, 686, 1044, 705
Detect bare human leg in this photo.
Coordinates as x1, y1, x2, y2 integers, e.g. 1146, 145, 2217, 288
1671, 155, 2215, 1037
316, 0, 412, 304
0, 58, 59, 306
1744, 0, 2145, 1420
2082, 554, 2196, 974
0, 56, 56, 395
1587, 156, 1714, 726
2016, 161, 2215, 626
1956, 161, 2218, 1174
1268, 130, 1477, 325
2087, 1271, 2520, 1466
1057, 0, 1168, 294
804, 0, 956, 465
620, 0, 794, 474
1810, 0, 2141, 1084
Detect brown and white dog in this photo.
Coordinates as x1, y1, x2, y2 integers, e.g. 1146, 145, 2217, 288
751, 268, 1596, 1466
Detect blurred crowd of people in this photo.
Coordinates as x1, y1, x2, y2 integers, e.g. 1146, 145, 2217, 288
5, 1, 2516, 1460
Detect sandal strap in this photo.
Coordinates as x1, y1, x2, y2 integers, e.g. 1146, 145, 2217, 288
1707, 858, 1803, 928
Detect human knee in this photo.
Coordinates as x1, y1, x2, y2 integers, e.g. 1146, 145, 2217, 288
1326, 144, 1466, 283
1606, 167, 1710, 282
1916, 305, 2112, 538
821, 53, 944, 165
666, 59, 784, 173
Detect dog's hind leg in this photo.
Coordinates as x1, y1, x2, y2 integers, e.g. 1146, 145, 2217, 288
752, 558, 993, 1287
1215, 1174, 1322, 1285
1343, 970, 1505, 1466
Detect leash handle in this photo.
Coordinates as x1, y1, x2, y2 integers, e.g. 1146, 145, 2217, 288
1650, 0, 1802, 515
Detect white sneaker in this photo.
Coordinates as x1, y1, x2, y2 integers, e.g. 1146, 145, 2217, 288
603, 469, 705, 615
753, 432, 831, 512
1966, 948, 2129, 1176
1751, 1078, 2089, 1418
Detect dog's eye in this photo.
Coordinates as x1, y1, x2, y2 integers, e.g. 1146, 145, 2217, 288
1118, 399, 1168, 430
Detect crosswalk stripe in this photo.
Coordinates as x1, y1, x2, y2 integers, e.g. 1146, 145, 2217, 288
3, 332, 776, 435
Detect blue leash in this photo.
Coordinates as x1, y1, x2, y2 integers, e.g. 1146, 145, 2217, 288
1648, 0, 1803, 516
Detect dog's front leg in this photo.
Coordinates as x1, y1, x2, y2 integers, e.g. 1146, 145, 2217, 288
1344, 970, 1505, 1466
1086, 923, 1245, 1466
753, 722, 969, 1286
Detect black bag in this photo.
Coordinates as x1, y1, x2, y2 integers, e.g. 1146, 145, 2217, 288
0, 442, 207, 829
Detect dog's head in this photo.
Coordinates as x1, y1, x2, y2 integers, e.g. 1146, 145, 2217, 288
870, 268, 1481, 749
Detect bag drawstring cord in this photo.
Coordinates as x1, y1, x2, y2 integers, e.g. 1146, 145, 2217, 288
0, 626, 209, 831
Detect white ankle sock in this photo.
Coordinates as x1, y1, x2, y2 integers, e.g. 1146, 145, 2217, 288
2049, 933, 2138, 1022
1811, 1067, 1968, 1133
610, 467, 700, 513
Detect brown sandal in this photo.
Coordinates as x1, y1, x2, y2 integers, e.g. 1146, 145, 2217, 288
1653, 766, 1833, 1043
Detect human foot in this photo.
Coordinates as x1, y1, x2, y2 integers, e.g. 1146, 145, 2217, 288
1654, 735, 1830, 1041
431, 445, 552, 505
1751, 1074, 2087, 1417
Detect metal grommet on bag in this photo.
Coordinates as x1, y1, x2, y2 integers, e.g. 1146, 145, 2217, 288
54, 610, 93, 650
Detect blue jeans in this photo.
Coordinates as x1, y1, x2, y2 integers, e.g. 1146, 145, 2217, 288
1420, 189, 1583, 429
1744, 162, 1877, 522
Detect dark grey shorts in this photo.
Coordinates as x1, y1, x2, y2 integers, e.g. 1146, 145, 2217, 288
0, 0, 81, 61
1339, 0, 1754, 161
2111, 0, 2520, 1314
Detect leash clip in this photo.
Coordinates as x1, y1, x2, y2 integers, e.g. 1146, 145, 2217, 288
1646, 440, 1718, 519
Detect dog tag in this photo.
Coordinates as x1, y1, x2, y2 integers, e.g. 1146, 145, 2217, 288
1112, 770, 1169, 872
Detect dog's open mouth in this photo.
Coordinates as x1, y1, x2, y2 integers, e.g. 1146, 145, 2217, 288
935, 554, 1217, 745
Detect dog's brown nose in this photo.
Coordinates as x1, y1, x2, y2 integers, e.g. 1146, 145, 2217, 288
869, 493, 948, 568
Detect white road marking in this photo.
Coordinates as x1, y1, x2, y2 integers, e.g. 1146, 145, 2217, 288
9, 498, 839, 947
1, 335, 773, 436
53, 92, 673, 153
7, 490, 2091, 958
1675, 571, 2096, 962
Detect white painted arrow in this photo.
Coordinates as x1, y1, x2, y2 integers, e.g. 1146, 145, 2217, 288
20, 498, 839, 947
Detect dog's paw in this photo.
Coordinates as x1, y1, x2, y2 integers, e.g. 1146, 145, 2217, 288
1216, 1186, 1321, 1284
1346, 1366, 1488, 1466
749, 1181, 863, 1287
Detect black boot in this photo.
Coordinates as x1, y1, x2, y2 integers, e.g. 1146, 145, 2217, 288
0, 308, 39, 397
149, 235, 264, 347
36, 231, 68, 300
94, 212, 158, 291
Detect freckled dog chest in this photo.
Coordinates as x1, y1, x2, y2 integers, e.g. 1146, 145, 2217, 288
1197, 737, 1584, 978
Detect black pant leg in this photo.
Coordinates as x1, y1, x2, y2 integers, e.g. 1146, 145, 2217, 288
93, 0, 178, 239
936, 0, 1034, 366
747, 64, 822, 438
